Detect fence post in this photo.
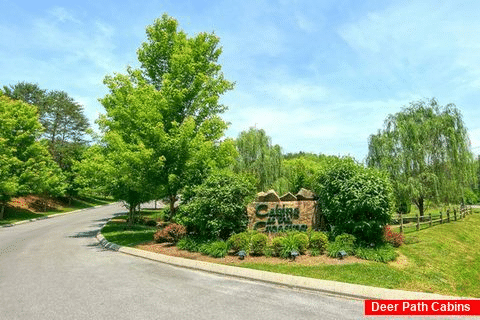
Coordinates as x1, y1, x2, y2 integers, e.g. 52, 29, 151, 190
454, 208, 457, 221
416, 214, 420, 231
446, 209, 450, 223
440, 211, 443, 224
400, 214, 403, 233
429, 213, 432, 227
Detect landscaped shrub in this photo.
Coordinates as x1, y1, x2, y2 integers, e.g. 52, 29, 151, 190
384, 225, 404, 247
270, 232, 309, 258
327, 233, 356, 257
354, 244, 398, 262
153, 223, 187, 243
293, 233, 309, 254
199, 241, 229, 258
177, 237, 201, 252
227, 232, 251, 253
178, 170, 256, 240
250, 233, 268, 256
271, 236, 286, 257
313, 157, 394, 244
309, 231, 329, 254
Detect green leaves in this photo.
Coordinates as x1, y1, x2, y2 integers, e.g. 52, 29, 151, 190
179, 170, 256, 240
0, 96, 66, 205
314, 158, 394, 244
367, 98, 476, 215
234, 127, 283, 192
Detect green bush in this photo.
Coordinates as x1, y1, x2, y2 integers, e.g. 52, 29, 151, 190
199, 241, 229, 258
327, 233, 356, 258
309, 248, 321, 256
354, 244, 398, 262
270, 232, 310, 258
250, 233, 268, 256
177, 237, 201, 252
178, 170, 256, 240
309, 231, 329, 254
314, 157, 394, 244
271, 236, 286, 257
227, 232, 251, 253
293, 233, 309, 254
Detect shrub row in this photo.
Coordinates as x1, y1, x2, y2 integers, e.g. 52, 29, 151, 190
155, 225, 399, 262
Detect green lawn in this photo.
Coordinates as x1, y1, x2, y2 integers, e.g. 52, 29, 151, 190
100, 209, 162, 246
0, 196, 114, 225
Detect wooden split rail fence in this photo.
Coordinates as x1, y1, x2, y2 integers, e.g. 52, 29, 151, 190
393, 206, 473, 233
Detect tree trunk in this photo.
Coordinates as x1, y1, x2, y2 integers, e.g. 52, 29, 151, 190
169, 194, 177, 218
128, 204, 135, 225
418, 197, 425, 217
0, 204, 4, 220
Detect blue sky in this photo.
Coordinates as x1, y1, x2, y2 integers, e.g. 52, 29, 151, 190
2, 0, 480, 161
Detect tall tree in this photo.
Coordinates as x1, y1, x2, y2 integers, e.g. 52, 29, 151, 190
0, 95, 66, 218
234, 127, 282, 191
2, 82, 90, 197
367, 98, 476, 216
97, 14, 234, 215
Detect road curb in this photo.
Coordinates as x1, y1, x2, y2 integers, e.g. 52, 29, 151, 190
1, 202, 118, 229
95, 230, 462, 301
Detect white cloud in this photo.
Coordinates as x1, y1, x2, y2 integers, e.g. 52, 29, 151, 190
48, 6, 81, 24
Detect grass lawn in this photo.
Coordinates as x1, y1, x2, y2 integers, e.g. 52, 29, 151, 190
100, 210, 161, 246
0, 196, 114, 225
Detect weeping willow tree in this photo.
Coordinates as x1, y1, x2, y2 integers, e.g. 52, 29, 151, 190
234, 127, 282, 191
367, 98, 476, 216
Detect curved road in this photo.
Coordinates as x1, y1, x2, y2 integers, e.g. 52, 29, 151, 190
0, 204, 364, 319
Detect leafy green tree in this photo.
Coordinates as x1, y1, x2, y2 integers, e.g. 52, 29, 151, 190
2, 82, 90, 198
276, 153, 335, 194
178, 170, 256, 240
0, 95, 66, 218
234, 127, 282, 191
367, 98, 476, 216
99, 14, 234, 215
313, 157, 394, 244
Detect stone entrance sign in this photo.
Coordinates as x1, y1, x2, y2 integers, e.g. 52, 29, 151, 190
247, 189, 319, 233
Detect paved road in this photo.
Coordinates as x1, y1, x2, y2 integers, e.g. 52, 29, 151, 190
0, 204, 364, 319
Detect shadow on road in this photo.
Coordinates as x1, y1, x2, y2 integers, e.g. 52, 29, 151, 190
69, 230, 99, 238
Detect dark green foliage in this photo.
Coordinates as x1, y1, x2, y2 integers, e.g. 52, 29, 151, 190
144, 219, 157, 227
270, 232, 310, 258
293, 233, 309, 254
199, 241, 229, 258
314, 157, 394, 244
176, 237, 202, 252
271, 236, 286, 257
179, 170, 256, 240
354, 244, 398, 262
250, 233, 268, 256
153, 223, 186, 243
327, 234, 356, 257
309, 231, 329, 254
227, 231, 252, 253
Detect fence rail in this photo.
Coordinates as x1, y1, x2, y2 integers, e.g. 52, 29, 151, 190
391, 205, 473, 233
